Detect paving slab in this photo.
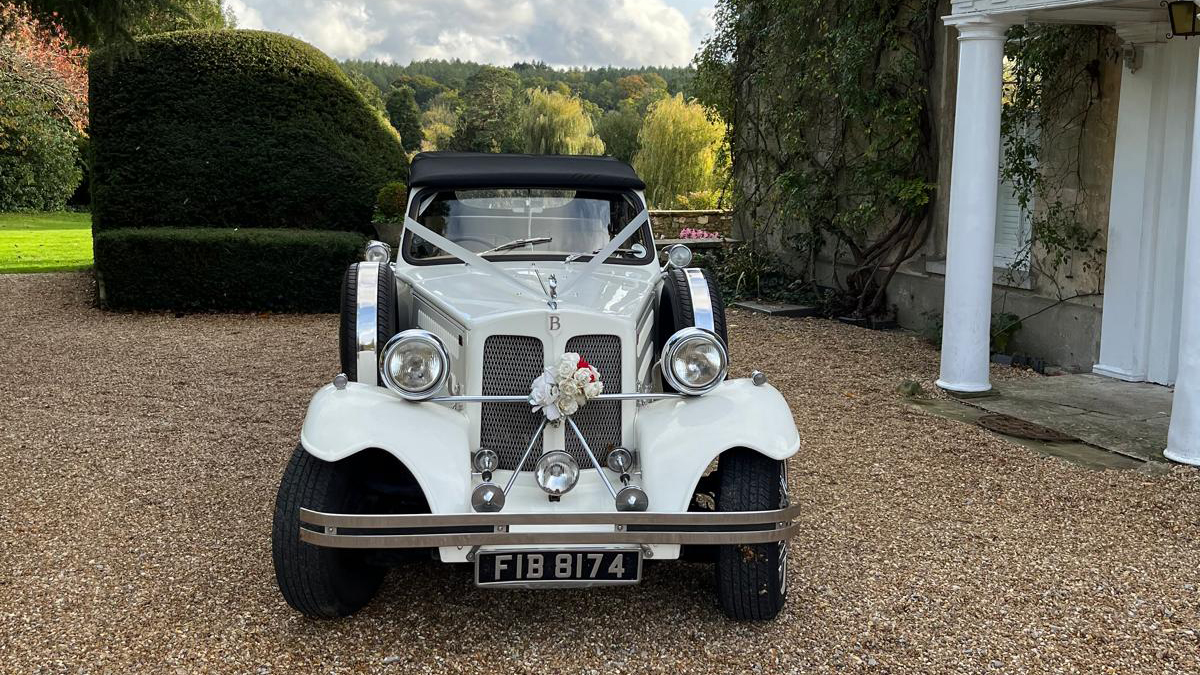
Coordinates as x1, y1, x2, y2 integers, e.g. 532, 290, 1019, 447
905, 399, 1144, 471
732, 300, 819, 317
962, 373, 1173, 462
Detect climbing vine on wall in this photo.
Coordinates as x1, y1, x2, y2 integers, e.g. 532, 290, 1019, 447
1000, 24, 1115, 299
695, 0, 941, 317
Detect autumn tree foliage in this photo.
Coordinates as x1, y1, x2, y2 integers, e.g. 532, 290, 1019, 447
1, 2, 87, 129
0, 1, 87, 209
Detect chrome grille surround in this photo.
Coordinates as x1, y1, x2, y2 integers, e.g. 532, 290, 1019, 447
565, 334, 622, 468
481, 336, 545, 470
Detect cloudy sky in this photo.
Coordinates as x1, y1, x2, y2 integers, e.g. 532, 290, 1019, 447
225, 0, 717, 68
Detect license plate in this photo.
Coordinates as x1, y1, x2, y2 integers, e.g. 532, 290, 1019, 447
475, 549, 642, 587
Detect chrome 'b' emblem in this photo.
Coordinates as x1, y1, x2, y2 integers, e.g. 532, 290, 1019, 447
548, 315, 561, 333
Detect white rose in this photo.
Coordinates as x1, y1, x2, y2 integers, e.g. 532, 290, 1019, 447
529, 369, 561, 420
558, 395, 580, 416
561, 378, 582, 398
572, 367, 593, 384
583, 380, 604, 398
556, 353, 580, 380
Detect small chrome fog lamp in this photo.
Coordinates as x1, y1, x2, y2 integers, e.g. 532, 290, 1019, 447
364, 240, 392, 263
379, 329, 451, 401
660, 327, 728, 395
606, 447, 633, 473
473, 448, 499, 473
471, 482, 505, 512
615, 485, 649, 512
664, 243, 693, 269
535, 451, 580, 495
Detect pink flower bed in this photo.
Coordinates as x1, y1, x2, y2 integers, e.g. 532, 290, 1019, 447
678, 227, 720, 239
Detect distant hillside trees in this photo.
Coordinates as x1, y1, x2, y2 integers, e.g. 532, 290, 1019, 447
516, 88, 604, 155
339, 58, 694, 119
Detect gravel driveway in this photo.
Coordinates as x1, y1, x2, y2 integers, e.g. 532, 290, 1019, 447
1, 273, 1197, 674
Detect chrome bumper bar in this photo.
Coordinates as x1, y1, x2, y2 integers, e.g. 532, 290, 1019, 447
298, 504, 802, 549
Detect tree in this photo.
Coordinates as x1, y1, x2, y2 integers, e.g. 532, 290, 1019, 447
390, 73, 448, 108
18, 0, 233, 48
0, 2, 85, 209
346, 71, 384, 112
596, 100, 642, 163
385, 86, 422, 152
633, 94, 727, 208
449, 65, 520, 153
616, 74, 650, 100
515, 88, 604, 156
420, 97, 459, 151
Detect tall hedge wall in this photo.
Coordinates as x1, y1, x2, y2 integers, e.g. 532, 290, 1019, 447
89, 30, 407, 233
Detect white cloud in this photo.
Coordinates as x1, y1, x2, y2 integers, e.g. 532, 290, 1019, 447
226, 0, 707, 67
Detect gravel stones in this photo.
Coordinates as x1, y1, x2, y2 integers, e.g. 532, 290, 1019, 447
0, 273, 1196, 674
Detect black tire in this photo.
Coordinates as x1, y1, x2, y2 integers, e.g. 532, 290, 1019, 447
656, 267, 729, 393
658, 267, 728, 347
272, 445, 386, 618
338, 262, 399, 383
714, 448, 789, 621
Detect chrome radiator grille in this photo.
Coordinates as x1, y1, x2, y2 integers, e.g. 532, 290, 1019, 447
481, 335, 545, 471
565, 334, 622, 468
481, 334, 623, 471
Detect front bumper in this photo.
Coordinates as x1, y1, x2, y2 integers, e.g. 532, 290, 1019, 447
299, 504, 802, 549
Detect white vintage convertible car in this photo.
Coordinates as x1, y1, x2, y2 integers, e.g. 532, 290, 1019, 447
272, 152, 801, 621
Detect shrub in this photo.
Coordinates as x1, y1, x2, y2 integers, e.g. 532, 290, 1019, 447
0, 3, 87, 210
89, 30, 407, 234
373, 181, 407, 223
0, 79, 82, 211
94, 228, 366, 312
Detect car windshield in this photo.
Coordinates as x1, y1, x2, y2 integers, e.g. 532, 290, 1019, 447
405, 188, 651, 264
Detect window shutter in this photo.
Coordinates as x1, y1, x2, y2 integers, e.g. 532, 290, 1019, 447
994, 179, 1029, 269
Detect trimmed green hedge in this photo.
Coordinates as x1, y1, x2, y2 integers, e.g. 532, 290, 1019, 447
94, 228, 366, 312
89, 30, 407, 233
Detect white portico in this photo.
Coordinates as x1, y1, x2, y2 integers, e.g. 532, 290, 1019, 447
938, 0, 1200, 465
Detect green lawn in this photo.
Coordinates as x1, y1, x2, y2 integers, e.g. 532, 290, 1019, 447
0, 212, 93, 273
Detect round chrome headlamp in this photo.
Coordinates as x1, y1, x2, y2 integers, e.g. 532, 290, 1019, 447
364, 240, 391, 263
379, 329, 450, 400
660, 327, 728, 396
664, 243, 693, 268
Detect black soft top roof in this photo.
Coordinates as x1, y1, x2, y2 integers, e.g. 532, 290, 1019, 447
407, 152, 646, 191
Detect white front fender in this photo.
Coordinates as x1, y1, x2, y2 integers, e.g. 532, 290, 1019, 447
636, 378, 800, 512
299, 383, 470, 513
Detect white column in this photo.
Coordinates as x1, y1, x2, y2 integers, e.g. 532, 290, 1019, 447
1145, 40, 1199, 385
1094, 33, 1164, 382
1164, 49, 1200, 466
937, 18, 1010, 393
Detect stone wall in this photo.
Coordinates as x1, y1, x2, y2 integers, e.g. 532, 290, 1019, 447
649, 210, 734, 239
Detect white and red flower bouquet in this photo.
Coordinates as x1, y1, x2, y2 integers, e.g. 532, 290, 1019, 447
529, 352, 605, 420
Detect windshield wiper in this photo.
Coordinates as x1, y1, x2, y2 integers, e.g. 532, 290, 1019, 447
482, 237, 553, 254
